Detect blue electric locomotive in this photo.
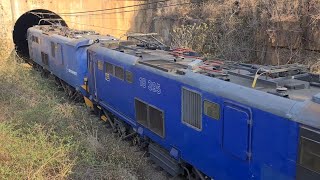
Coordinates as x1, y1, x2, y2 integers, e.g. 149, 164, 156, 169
27, 25, 320, 180
27, 25, 116, 93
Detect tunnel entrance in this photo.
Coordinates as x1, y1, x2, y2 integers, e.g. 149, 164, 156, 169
13, 9, 67, 58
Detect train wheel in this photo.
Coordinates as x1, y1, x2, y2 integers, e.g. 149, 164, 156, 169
54, 77, 64, 91
40, 68, 49, 78
92, 104, 101, 115
191, 167, 207, 180
132, 136, 141, 146
66, 85, 73, 97
32, 63, 38, 71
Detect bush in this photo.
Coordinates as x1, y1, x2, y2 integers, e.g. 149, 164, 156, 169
171, 23, 208, 53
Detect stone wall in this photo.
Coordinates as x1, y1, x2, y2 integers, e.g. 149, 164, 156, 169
1, 0, 320, 65
264, 0, 320, 65
10, 0, 142, 37
0, 0, 14, 59
0, 0, 146, 59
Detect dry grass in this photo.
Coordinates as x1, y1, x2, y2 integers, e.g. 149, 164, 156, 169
0, 47, 77, 179
167, 0, 320, 64
171, 23, 208, 53
170, 0, 258, 62
0, 43, 169, 179
311, 60, 320, 74
0, 123, 74, 179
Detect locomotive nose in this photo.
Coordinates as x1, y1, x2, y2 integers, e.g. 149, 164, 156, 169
12, 9, 67, 59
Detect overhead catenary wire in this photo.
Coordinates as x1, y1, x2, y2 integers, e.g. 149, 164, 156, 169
69, 16, 133, 20
58, 0, 172, 15
65, 20, 132, 32
28, 1, 195, 37
63, 1, 194, 34
59, 1, 193, 17
28, 5, 255, 17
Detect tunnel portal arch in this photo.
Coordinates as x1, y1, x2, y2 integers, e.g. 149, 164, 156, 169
13, 9, 67, 58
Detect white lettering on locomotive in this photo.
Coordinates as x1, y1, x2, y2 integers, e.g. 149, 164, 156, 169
67, 69, 78, 76
139, 77, 161, 94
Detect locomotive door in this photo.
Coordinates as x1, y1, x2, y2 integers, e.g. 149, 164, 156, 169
56, 43, 63, 65
88, 51, 97, 99
222, 102, 252, 161
28, 34, 34, 60
29, 34, 38, 61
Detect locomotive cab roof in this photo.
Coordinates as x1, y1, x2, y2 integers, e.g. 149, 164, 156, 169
92, 36, 320, 103
91, 38, 320, 128
28, 25, 117, 47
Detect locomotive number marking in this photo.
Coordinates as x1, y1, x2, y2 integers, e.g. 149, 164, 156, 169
139, 77, 161, 94
139, 77, 147, 88
67, 69, 78, 76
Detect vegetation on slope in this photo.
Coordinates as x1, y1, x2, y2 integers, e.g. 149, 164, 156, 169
144, 0, 320, 66
0, 123, 74, 179
0, 49, 168, 179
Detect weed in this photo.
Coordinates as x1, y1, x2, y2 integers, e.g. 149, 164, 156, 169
0, 123, 74, 179
0, 42, 169, 179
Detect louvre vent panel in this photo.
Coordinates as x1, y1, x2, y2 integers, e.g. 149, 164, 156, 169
182, 88, 201, 129
135, 99, 165, 137
135, 99, 148, 126
149, 106, 164, 137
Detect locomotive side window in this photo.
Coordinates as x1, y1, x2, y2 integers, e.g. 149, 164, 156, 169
106, 62, 114, 75
297, 127, 320, 180
34, 36, 39, 44
299, 137, 320, 173
126, 71, 133, 83
204, 100, 220, 120
51, 42, 56, 58
97, 60, 103, 71
32, 36, 39, 44
115, 66, 124, 80
135, 99, 165, 137
182, 87, 202, 130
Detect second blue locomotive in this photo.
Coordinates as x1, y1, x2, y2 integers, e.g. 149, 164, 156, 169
27, 25, 320, 180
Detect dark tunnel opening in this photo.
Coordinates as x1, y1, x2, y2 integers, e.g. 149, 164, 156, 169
13, 9, 67, 59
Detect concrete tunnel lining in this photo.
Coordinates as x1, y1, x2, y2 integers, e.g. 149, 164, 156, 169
13, 9, 67, 58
